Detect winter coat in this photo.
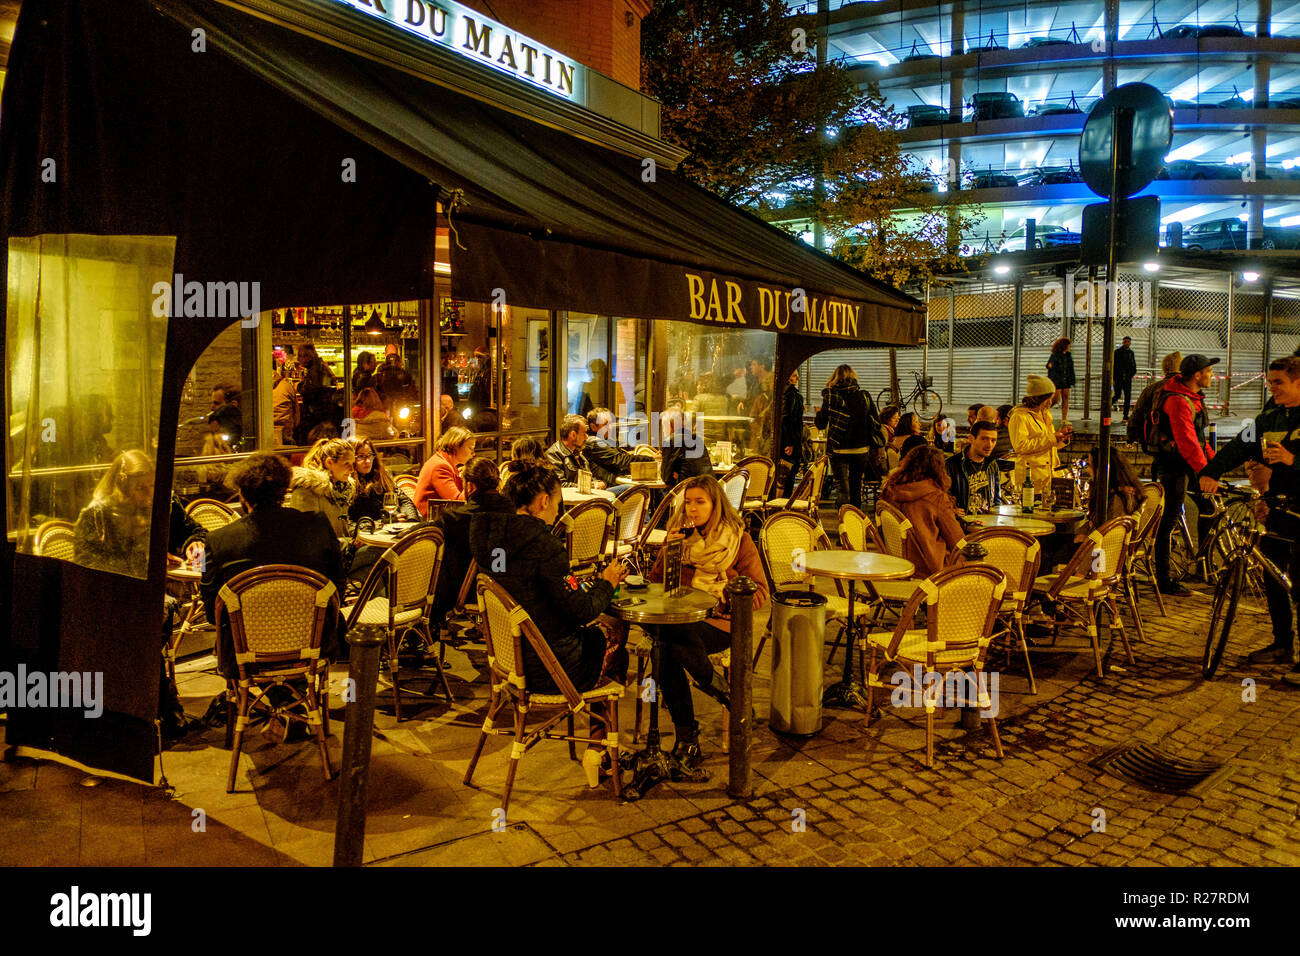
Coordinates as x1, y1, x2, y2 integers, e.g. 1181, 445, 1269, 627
351, 409, 396, 442
815, 384, 879, 454
415, 451, 465, 513
1008, 404, 1061, 488
431, 490, 514, 623
781, 384, 805, 461
1113, 346, 1138, 384
1046, 351, 1076, 389
287, 466, 356, 541
881, 478, 965, 577
468, 510, 615, 690
945, 449, 1004, 513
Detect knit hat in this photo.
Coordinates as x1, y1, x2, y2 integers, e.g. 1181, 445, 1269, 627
1025, 374, 1055, 397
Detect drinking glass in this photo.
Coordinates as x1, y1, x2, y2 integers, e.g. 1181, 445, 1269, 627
382, 492, 398, 525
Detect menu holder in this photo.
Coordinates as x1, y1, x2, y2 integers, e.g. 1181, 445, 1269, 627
577, 469, 592, 494
631, 460, 658, 482
662, 535, 685, 596
1050, 476, 1076, 510
716, 441, 733, 467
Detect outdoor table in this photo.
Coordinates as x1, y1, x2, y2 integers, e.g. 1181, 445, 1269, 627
995, 504, 1086, 530
801, 551, 915, 710
617, 475, 666, 489
165, 564, 205, 683
561, 486, 615, 503
966, 514, 1055, 536
606, 582, 718, 800
355, 522, 419, 548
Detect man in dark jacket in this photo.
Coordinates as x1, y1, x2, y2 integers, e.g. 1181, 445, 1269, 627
946, 421, 1003, 513
1151, 354, 1217, 595
1114, 336, 1138, 419
779, 369, 805, 498
545, 414, 607, 489
200, 454, 345, 680
469, 502, 626, 693
1200, 356, 1300, 674
431, 486, 513, 628
585, 406, 657, 487
661, 406, 712, 487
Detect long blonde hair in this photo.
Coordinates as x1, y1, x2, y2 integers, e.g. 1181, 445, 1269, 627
668, 475, 744, 541
303, 437, 354, 471
93, 449, 153, 504
826, 364, 858, 390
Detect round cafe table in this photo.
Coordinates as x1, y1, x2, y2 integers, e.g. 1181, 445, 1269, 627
355, 522, 419, 549
801, 551, 915, 710
966, 513, 1055, 536
606, 582, 718, 800
995, 503, 1086, 527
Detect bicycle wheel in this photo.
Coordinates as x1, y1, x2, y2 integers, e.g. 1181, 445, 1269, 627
877, 387, 898, 409
1202, 558, 1244, 680
1168, 530, 1194, 583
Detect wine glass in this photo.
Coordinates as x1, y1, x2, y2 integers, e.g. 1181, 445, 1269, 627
382, 492, 398, 526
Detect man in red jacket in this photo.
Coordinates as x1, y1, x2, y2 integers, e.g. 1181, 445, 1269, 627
1152, 354, 1218, 596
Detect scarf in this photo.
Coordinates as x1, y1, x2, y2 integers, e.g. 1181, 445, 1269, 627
682, 521, 743, 602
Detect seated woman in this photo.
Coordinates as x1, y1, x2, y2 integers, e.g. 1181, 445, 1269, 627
647, 475, 768, 782
501, 435, 545, 481
885, 411, 922, 472
349, 438, 418, 525
1076, 445, 1142, 542
201, 453, 345, 683
431, 456, 514, 629
468, 461, 629, 785
414, 425, 474, 514
288, 437, 374, 583
73, 448, 155, 576
880, 444, 965, 577
349, 388, 396, 442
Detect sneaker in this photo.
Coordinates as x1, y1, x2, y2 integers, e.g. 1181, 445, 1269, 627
1247, 646, 1293, 665
1282, 669, 1300, 688
1157, 580, 1192, 597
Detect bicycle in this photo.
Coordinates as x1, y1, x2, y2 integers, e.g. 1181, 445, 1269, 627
878, 370, 944, 424
1202, 486, 1295, 679
1167, 481, 1261, 586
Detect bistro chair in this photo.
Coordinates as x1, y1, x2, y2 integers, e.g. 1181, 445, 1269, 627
753, 511, 852, 666
734, 455, 775, 527
185, 497, 239, 532
343, 526, 449, 719
605, 484, 652, 564
863, 565, 1007, 768
836, 504, 878, 553
767, 455, 828, 520
858, 501, 924, 636
464, 576, 625, 814
1128, 483, 1167, 620
1031, 516, 1137, 679
393, 474, 419, 498
720, 467, 750, 513
34, 519, 76, 559
947, 527, 1041, 694
554, 498, 615, 580
213, 565, 338, 792
634, 484, 685, 571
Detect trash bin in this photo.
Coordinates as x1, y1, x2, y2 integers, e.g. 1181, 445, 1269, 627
769, 590, 827, 735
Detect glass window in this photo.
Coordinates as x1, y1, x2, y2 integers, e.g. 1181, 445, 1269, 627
6, 235, 171, 579
665, 324, 777, 456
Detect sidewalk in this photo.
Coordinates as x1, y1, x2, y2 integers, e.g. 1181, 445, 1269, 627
3, 580, 1299, 867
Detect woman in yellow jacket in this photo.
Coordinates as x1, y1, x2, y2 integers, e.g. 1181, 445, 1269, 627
1009, 375, 1072, 490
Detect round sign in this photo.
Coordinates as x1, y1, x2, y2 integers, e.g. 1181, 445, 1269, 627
1079, 83, 1173, 198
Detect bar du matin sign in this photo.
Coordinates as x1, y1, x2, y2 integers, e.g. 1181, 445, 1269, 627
334, 0, 583, 100
685, 272, 864, 340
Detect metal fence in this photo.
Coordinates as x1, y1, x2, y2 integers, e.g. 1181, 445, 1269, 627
801, 263, 1292, 433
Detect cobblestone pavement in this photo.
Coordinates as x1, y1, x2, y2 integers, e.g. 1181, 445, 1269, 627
546, 590, 1300, 867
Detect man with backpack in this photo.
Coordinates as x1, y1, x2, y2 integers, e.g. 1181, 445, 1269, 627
1200, 356, 1300, 679
1148, 354, 1218, 596
1126, 350, 1181, 447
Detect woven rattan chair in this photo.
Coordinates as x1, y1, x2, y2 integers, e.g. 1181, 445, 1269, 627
634, 484, 685, 570
767, 455, 828, 518
34, 519, 76, 559
464, 576, 625, 813
394, 474, 418, 498
864, 565, 1007, 767
185, 497, 238, 532
344, 526, 449, 719
947, 527, 1042, 694
605, 485, 652, 564
213, 565, 339, 792
720, 467, 750, 513
858, 500, 924, 633
837, 504, 878, 553
753, 511, 852, 666
554, 498, 615, 579
1031, 516, 1138, 679
734, 455, 775, 524
1128, 483, 1166, 620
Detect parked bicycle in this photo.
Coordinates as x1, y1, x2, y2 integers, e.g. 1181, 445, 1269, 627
1202, 486, 1295, 679
1167, 481, 1261, 586
877, 370, 944, 425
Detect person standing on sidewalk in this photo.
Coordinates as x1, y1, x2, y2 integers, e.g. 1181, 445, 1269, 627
815, 364, 882, 509
1199, 356, 1300, 670
1151, 354, 1218, 596
1046, 338, 1077, 422
779, 368, 805, 499
1114, 336, 1138, 420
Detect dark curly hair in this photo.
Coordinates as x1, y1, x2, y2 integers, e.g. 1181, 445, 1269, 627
502, 460, 561, 509
226, 452, 292, 510
884, 443, 951, 495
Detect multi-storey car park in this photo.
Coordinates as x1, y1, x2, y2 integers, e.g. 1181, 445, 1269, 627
783, 0, 1300, 433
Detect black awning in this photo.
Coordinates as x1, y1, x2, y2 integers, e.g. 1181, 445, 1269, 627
146, 0, 925, 345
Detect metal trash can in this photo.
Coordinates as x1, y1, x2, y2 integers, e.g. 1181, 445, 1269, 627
769, 590, 827, 735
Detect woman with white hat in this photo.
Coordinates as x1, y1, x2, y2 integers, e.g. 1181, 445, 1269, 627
1010, 374, 1072, 491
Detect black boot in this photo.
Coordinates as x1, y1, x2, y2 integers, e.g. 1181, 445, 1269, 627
669, 726, 710, 783
690, 667, 731, 710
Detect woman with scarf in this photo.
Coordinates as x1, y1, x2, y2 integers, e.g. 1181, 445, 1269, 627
647, 475, 769, 781
288, 436, 378, 582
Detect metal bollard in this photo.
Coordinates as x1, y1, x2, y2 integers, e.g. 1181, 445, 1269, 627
332, 623, 385, 867
726, 576, 758, 800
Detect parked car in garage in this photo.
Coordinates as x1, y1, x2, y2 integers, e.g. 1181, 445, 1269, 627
907, 104, 951, 128
1159, 160, 1242, 180
1033, 102, 1084, 116
970, 171, 1020, 189
971, 91, 1025, 120
1000, 224, 1082, 251
1177, 218, 1292, 250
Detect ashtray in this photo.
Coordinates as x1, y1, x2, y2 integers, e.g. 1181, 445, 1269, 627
624, 575, 647, 590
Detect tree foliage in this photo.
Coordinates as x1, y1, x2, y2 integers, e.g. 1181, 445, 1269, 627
642, 0, 982, 288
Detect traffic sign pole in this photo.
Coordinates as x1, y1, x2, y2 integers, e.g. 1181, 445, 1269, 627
1096, 108, 1129, 529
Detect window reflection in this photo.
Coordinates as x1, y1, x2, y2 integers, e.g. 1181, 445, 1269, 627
665, 324, 776, 456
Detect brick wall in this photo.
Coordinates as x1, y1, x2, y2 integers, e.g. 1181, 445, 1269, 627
458, 0, 650, 89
